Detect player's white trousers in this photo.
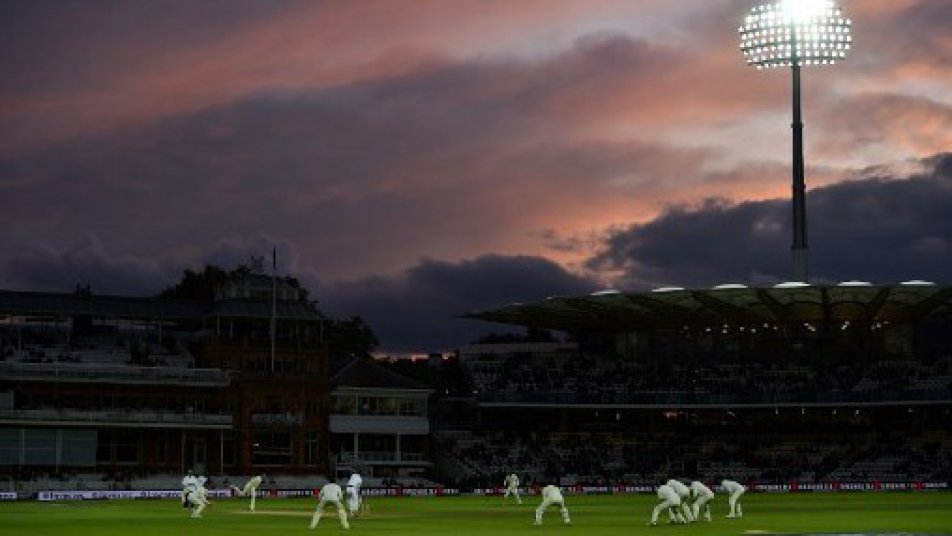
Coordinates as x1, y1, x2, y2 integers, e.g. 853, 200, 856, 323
693, 495, 712, 521
535, 499, 570, 525
728, 490, 745, 517
504, 486, 522, 504
231, 484, 259, 511
187, 491, 207, 518
651, 499, 682, 524
310, 499, 349, 529
346, 486, 361, 515
680, 499, 695, 522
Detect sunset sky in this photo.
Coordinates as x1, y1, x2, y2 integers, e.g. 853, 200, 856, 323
1, 0, 950, 351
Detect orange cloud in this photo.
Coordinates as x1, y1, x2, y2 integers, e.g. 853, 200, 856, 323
1, 0, 949, 285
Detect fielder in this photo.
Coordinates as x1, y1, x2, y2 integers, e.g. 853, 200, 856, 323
666, 479, 695, 523
187, 476, 209, 518
310, 482, 350, 530
504, 473, 522, 504
721, 479, 745, 518
346, 472, 363, 517
230, 475, 263, 511
181, 469, 198, 510
650, 483, 685, 526
689, 480, 714, 522
534, 484, 570, 526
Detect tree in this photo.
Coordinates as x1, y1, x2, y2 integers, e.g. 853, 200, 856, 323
324, 316, 379, 359
158, 265, 249, 300
159, 265, 312, 303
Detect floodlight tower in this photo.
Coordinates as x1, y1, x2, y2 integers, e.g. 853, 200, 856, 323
739, 0, 852, 282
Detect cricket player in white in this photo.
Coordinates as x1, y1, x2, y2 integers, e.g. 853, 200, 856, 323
650, 484, 685, 526
181, 470, 198, 510
187, 476, 209, 518
504, 473, 522, 504
689, 480, 714, 522
534, 484, 570, 526
666, 479, 695, 522
310, 482, 350, 530
721, 479, 745, 518
230, 475, 263, 512
345, 472, 363, 517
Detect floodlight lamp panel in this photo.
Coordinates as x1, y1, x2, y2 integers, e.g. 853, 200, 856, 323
739, 0, 851, 69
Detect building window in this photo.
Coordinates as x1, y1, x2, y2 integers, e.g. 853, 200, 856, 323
222, 432, 237, 467
400, 399, 424, 416
156, 437, 169, 463
253, 430, 291, 465
305, 431, 320, 466
332, 395, 356, 415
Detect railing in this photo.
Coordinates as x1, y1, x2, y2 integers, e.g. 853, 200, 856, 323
329, 414, 429, 434
477, 387, 952, 407
0, 361, 230, 386
0, 408, 233, 428
251, 413, 304, 426
331, 407, 427, 417
337, 451, 427, 463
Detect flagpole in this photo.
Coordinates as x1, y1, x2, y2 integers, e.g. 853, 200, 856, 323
271, 247, 277, 374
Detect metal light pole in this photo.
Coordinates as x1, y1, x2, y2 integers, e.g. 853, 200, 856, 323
739, 0, 852, 282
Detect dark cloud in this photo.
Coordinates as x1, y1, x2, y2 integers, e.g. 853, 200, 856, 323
0, 0, 298, 94
0, 33, 717, 280
315, 255, 598, 352
0, 235, 177, 295
200, 234, 300, 275
0, 232, 300, 297
0, 234, 597, 352
588, 153, 952, 288
1, 1, 950, 352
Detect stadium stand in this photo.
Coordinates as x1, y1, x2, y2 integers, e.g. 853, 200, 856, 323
3, 281, 951, 496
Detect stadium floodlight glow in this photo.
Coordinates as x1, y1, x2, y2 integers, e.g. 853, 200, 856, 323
739, 0, 852, 70
738, 0, 851, 283
783, 0, 833, 23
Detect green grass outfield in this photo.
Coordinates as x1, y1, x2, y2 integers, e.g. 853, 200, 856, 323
1, 492, 950, 536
